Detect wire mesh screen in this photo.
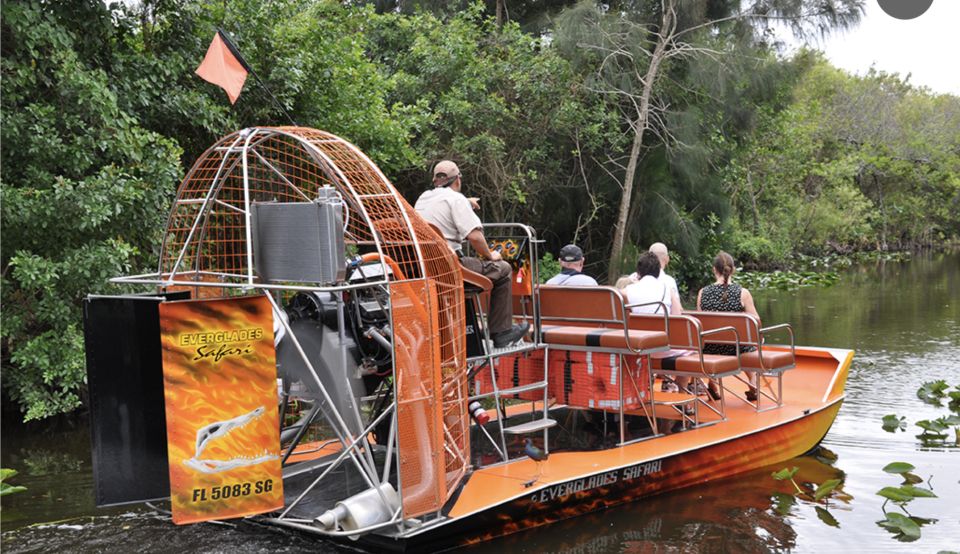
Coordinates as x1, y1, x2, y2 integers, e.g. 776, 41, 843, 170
158, 128, 469, 516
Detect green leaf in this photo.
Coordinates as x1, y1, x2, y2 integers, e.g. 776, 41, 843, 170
771, 492, 796, 516
900, 485, 937, 498
882, 462, 915, 474
876, 486, 914, 503
815, 506, 839, 527
881, 414, 907, 432
878, 512, 921, 539
0, 483, 27, 496
813, 479, 841, 501
0, 468, 18, 482
771, 466, 799, 481
916, 419, 948, 434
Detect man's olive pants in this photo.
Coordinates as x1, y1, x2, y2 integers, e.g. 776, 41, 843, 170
460, 257, 513, 335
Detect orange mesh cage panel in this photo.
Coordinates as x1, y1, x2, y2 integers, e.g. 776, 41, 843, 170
157, 127, 469, 517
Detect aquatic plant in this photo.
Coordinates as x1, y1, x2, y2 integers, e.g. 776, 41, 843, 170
0, 468, 27, 497
881, 414, 907, 432
917, 380, 949, 405
771, 467, 844, 505
736, 269, 839, 291
875, 462, 938, 541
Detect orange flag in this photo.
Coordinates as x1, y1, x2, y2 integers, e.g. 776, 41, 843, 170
195, 31, 249, 104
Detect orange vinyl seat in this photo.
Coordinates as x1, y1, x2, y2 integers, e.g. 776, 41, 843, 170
649, 353, 740, 375
540, 325, 668, 352
683, 311, 797, 410
537, 285, 669, 356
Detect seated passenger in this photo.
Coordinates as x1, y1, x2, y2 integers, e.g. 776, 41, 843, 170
627, 252, 712, 398
697, 251, 759, 400
649, 242, 683, 315
545, 244, 598, 286
415, 160, 529, 348
623, 252, 668, 314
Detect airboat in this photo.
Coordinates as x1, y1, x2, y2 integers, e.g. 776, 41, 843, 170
82, 127, 853, 551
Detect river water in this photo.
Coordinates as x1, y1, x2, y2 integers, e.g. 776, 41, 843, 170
3, 251, 958, 552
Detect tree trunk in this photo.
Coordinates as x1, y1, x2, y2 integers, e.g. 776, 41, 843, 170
606, 3, 674, 283
496, 0, 505, 28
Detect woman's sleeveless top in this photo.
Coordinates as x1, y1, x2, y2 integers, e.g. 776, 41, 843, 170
700, 283, 744, 312
699, 283, 755, 355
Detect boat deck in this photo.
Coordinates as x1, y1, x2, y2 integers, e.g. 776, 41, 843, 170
447, 346, 851, 518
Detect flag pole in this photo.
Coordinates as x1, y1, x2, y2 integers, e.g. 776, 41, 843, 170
216, 27, 299, 127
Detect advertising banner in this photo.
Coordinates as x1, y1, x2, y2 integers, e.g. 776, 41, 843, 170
158, 294, 283, 524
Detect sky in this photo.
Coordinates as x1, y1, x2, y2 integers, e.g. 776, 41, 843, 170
781, 0, 960, 95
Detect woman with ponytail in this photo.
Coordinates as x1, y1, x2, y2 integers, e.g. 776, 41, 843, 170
697, 251, 761, 399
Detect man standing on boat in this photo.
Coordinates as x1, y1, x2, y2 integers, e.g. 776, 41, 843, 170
546, 244, 598, 286
415, 160, 529, 348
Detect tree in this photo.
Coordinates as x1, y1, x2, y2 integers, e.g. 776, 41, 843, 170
555, 0, 864, 282
1, 1, 182, 420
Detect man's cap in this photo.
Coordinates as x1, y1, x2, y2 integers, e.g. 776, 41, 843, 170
433, 160, 460, 179
559, 244, 584, 262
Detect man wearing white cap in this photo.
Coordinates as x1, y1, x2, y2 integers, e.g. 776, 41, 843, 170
415, 160, 529, 348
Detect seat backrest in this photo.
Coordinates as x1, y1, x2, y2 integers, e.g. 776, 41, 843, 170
683, 311, 760, 348
629, 313, 703, 351
539, 285, 626, 325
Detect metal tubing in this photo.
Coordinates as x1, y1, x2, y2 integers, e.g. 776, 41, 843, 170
167, 133, 245, 280
278, 403, 394, 519
381, 410, 397, 484
261, 293, 384, 498
280, 403, 321, 466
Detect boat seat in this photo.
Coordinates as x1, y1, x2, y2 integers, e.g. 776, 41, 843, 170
683, 311, 796, 411
650, 353, 740, 375
628, 312, 739, 426
541, 325, 668, 352
537, 285, 668, 444
739, 349, 795, 373
462, 266, 493, 293
538, 286, 668, 356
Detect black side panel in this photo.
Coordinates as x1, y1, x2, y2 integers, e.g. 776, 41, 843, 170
82, 292, 188, 506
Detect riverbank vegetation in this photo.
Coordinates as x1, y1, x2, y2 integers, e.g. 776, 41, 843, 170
3, 0, 959, 421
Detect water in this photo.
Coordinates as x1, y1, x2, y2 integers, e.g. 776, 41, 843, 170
3, 252, 959, 552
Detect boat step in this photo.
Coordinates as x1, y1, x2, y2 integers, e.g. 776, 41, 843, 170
503, 418, 557, 435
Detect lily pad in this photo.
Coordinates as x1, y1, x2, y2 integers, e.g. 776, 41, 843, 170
877, 486, 914, 504
815, 506, 839, 527
772, 466, 799, 481
916, 419, 948, 436
900, 485, 937, 498
917, 380, 949, 405
813, 479, 842, 501
882, 462, 916, 475
771, 492, 796, 516
878, 512, 921, 540
0, 482, 27, 497
882, 414, 907, 432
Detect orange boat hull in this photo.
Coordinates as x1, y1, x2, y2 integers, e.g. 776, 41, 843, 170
386, 347, 852, 551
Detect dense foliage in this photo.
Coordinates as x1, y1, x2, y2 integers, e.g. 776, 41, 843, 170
2, 0, 957, 420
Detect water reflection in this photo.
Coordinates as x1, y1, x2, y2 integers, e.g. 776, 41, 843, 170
471, 453, 846, 554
